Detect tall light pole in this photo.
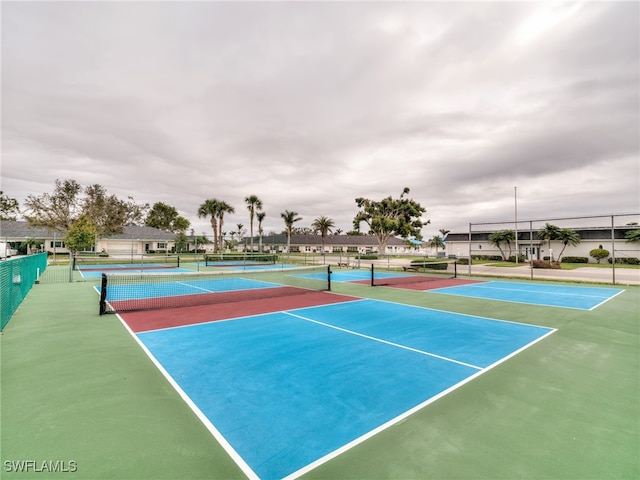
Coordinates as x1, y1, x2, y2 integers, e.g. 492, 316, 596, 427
514, 186, 519, 264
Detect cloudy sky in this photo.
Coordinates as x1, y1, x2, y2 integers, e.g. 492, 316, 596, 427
2, 1, 639, 239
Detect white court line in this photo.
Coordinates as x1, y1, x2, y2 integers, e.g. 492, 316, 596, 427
588, 288, 626, 310
114, 313, 261, 480
284, 324, 557, 480
462, 281, 618, 299
282, 311, 482, 370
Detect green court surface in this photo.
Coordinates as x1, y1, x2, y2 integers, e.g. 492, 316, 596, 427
1, 275, 638, 479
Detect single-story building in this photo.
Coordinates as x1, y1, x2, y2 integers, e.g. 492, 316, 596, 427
242, 233, 417, 255
0, 220, 178, 256
445, 226, 640, 263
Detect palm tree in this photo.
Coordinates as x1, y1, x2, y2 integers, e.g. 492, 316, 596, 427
236, 223, 245, 247
197, 199, 221, 253
245, 195, 263, 253
538, 223, 561, 260
216, 201, 234, 253
429, 235, 445, 255
312, 216, 335, 254
256, 211, 266, 253
281, 210, 302, 254
625, 229, 640, 243
556, 228, 581, 261
488, 230, 515, 261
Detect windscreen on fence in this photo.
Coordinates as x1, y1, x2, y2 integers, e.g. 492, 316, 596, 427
1, 253, 48, 331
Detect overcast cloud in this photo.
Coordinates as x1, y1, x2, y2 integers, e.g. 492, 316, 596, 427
2, 1, 639, 238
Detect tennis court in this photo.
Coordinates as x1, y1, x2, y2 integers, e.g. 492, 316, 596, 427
429, 281, 624, 310
2, 264, 638, 480
75, 256, 188, 277
79, 265, 194, 278
98, 268, 556, 479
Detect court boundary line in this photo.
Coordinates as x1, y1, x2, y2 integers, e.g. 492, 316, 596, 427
284, 320, 557, 480
114, 312, 261, 480
356, 295, 557, 331
111, 295, 557, 480
588, 289, 626, 310
282, 309, 482, 370
428, 282, 626, 311
456, 280, 624, 299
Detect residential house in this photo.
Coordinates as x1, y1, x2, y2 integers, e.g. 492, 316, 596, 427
242, 234, 415, 255
0, 221, 177, 256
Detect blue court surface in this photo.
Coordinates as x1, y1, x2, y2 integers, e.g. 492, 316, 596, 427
134, 298, 554, 479
102, 277, 281, 300
430, 281, 624, 310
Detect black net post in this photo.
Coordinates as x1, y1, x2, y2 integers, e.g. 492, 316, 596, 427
327, 265, 332, 291
371, 263, 375, 287
99, 273, 108, 315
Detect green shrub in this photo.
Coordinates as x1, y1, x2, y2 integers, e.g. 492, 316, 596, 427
589, 248, 610, 264
608, 257, 640, 265
423, 262, 448, 270
532, 260, 561, 269
471, 255, 503, 261
561, 256, 588, 263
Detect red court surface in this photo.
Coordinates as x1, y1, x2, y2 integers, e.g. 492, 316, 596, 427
119, 291, 358, 333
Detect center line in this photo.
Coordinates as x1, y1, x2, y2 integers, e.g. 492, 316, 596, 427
283, 311, 482, 371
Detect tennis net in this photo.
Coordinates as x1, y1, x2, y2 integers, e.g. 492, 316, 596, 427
99, 265, 331, 314
74, 255, 180, 271
205, 253, 277, 267
371, 261, 457, 287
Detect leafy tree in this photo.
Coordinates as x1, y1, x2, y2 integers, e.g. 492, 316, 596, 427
556, 228, 581, 260
0, 191, 20, 220
488, 230, 515, 260
173, 232, 189, 253
64, 214, 97, 253
281, 210, 302, 253
83, 184, 148, 233
353, 187, 427, 255
589, 248, 609, 264
145, 202, 190, 233
245, 195, 263, 252
625, 229, 640, 243
24, 179, 82, 231
23, 179, 147, 238
312, 216, 335, 253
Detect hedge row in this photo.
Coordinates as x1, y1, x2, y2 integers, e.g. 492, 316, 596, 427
608, 257, 640, 265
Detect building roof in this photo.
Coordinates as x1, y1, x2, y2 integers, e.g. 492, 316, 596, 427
0, 220, 175, 240
243, 234, 409, 247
